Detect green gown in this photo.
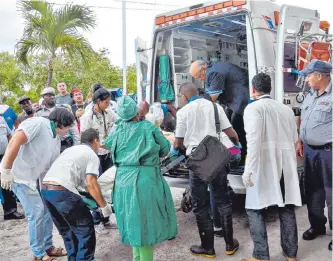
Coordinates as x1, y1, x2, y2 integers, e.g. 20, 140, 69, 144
105, 120, 178, 247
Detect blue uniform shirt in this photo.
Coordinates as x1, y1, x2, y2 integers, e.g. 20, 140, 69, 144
205, 61, 249, 115
300, 81, 332, 146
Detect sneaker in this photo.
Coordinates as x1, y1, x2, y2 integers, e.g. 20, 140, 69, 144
94, 224, 109, 235
103, 221, 118, 229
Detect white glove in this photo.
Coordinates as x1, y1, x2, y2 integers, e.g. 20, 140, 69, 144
100, 203, 112, 218
242, 172, 254, 188
0, 168, 13, 191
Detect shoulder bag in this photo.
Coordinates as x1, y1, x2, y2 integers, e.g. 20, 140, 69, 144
185, 102, 232, 183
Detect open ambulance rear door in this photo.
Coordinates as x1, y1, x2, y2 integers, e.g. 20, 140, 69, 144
135, 37, 150, 104
275, 5, 321, 103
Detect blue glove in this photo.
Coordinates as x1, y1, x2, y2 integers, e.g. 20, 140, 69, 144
234, 143, 242, 149
291, 68, 305, 76
170, 146, 180, 156
230, 153, 241, 162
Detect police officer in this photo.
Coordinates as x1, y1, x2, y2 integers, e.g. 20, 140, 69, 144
35, 87, 57, 118
35, 87, 80, 151
296, 60, 332, 251
17, 96, 35, 124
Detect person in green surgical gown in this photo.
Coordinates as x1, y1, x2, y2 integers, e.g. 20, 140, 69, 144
104, 96, 177, 261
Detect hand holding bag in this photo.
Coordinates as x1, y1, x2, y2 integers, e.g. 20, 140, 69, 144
186, 102, 232, 183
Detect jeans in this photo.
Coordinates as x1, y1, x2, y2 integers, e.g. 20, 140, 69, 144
247, 205, 298, 260
189, 169, 232, 225
41, 188, 96, 261
12, 183, 53, 258
209, 185, 221, 228
304, 144, 332, 231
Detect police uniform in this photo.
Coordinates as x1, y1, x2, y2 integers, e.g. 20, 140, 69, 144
299, 61, 332, 243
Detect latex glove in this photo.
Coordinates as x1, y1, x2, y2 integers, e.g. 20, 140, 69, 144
170, 146, 180, 156
230, 153, 241, 162
234, 143, 242, 149
0, 168, 13, 191
242, 172, 254, 188
100, 203, 112, 218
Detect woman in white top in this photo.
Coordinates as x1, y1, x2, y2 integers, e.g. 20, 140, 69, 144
80, 88, 119, 230
80, 88, 119, 172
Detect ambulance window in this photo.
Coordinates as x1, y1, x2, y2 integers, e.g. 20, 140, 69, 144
283, 43, 298, 92
283, 42, 309, 93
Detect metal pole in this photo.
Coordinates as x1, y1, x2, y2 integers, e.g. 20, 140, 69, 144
122, 0, 127, 95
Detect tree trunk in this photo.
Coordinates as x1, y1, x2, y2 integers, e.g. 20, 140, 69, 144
46, 67, 53, 87
45, 55, 54, 88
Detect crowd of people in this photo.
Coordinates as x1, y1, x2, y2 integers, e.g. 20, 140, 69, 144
0, 59, 331, 261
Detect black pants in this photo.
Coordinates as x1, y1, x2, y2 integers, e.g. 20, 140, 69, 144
189, 169, 232, 225
225, 109, 247, 166
247, 205, 298, 260
0, 154, 17, 216
304, 144, 332, 231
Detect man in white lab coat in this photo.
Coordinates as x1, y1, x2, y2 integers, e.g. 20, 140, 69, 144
241, 73, 302, 261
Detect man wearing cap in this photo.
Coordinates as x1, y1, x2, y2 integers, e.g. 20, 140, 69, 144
55, 81, 73, 105
35, 87, 57, 118
190, 60, 249, 166
35, 87, 80, 150
296, 60, 332, 251
18, 96, 35, 124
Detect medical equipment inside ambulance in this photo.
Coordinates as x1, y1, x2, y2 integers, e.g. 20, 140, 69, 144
135, 0, 332, 195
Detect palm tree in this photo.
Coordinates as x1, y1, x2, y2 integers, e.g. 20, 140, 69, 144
16, 0, 96, 87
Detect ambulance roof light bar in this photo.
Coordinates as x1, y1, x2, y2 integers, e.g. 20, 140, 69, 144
155, 1, 246, 25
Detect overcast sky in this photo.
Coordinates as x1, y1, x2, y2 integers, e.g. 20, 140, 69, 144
0, 0, 331, 66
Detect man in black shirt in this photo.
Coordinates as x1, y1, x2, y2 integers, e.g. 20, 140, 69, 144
71, 88, 87, 123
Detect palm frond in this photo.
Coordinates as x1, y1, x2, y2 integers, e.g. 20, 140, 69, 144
17, 0, 53, 20
15, 37, 45, 65
56, 34, 93, 65
55, 4, 96, 33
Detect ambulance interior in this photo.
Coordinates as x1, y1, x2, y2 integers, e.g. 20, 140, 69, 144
153, 13, 248, 172
152, 12, 249, 110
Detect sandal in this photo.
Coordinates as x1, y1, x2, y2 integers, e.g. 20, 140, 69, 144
46, 246, 67, 257
33, 256, 56, 261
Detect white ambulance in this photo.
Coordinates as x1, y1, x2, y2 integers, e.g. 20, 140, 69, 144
135, 0, 332, 194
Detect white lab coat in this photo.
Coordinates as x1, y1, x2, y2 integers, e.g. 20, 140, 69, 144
243, 96, 302, 210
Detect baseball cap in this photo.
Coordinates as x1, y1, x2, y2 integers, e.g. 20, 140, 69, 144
71, 88, 82, 94
18, 95, 31, 104
41, 87, 56, 96
300, 59, 332, 76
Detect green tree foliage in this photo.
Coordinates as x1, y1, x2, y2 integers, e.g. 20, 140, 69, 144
16, 0, 96, 87
0, 50, 137, 112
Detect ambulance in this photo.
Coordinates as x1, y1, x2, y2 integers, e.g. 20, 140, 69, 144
135, 0, 332, 194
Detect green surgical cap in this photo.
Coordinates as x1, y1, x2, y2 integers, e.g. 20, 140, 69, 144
117, 96, 138, 121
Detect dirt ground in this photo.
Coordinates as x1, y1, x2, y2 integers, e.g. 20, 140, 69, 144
0, 187, 332, 261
